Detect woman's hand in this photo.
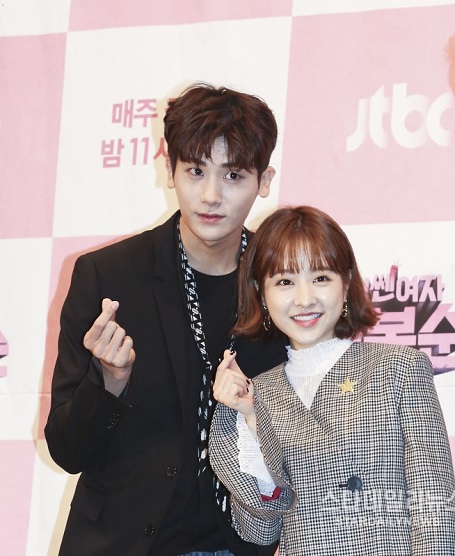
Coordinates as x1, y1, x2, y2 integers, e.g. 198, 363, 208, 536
213, 350, 254, 417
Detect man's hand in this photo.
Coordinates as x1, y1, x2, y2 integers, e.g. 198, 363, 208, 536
83, 298, 135, 396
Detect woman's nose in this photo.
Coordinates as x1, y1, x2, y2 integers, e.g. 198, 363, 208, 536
294, 283, 316, 307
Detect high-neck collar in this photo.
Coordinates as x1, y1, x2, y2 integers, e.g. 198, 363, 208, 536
285, 338, 352, 377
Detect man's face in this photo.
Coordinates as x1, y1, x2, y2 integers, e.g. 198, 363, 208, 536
167, 137, 274, 251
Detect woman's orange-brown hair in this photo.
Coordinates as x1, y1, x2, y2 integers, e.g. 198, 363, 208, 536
233, 205, 379, 341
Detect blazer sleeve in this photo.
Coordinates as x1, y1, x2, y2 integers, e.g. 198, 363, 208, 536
45, 253, 133, 474
399, 348, 455, 553
209, 389, 297, 546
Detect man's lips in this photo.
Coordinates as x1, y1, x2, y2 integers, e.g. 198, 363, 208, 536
197, 213, 224, 223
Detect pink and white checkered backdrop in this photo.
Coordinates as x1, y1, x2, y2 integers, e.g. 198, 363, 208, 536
1, 1, 455, 553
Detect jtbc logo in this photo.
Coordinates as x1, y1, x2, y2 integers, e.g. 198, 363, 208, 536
346, 83, 454, 151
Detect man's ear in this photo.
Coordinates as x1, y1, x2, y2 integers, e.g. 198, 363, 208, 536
165, 158, 175, 189
258, 166, 275, 199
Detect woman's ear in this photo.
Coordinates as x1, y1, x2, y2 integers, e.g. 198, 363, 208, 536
344, 269, 352, 297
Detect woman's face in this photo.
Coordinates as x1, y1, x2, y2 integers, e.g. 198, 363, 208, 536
263, 266, 347, 350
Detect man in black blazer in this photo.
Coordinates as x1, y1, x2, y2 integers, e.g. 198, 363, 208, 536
45, 83, 287, 556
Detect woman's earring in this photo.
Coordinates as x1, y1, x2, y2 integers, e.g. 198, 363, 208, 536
262, 305, 272, 331
341, 299, 348, 318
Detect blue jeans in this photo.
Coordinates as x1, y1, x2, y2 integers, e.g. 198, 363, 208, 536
178, 551, 234, 556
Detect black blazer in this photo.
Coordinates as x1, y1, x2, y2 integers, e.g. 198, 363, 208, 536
45, 211, 286, 555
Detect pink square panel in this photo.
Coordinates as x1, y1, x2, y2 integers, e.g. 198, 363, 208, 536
0, 441, 35, 554
69, 0, 292, 30
280, 6, 455, 225
0, 34, 66, 239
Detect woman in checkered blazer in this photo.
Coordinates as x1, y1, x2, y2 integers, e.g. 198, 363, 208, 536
209, 206, 455, 555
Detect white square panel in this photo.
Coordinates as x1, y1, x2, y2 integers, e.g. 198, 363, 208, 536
53, 17, 292, 237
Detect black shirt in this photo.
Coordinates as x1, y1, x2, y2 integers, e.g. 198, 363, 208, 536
150, 268, 286, 556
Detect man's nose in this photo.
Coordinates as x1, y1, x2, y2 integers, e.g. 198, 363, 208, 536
201, 177, 222, 206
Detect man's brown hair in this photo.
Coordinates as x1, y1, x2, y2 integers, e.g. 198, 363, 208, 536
164, 83, 277, 180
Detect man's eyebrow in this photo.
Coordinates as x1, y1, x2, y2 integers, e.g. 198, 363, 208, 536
186, 160, 242, 170
222, 162, 244, 170
213, 161, 236, 169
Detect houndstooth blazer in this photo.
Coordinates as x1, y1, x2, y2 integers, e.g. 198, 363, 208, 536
209, 342, 455, 555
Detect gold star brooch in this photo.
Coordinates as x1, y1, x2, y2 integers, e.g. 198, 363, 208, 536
338, 377, 357, 395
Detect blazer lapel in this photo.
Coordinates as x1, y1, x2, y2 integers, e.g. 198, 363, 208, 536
151, 212, 190, 410
276, 346, 365, 455
309, 345, 369, 471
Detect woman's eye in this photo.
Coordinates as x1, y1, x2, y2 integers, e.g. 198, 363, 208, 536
277, 279, 293, 286
314, 275, 329, 283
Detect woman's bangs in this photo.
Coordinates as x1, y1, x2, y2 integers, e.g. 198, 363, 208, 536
266, 238, 331, 276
